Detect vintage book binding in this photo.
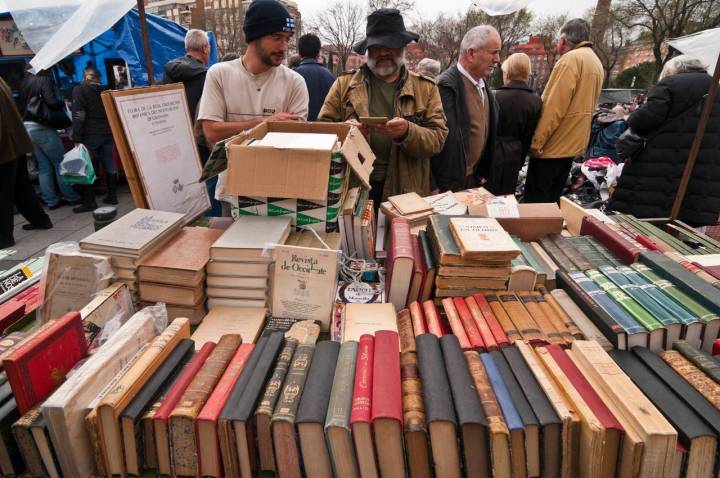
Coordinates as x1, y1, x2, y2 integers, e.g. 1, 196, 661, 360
153, 341, 216, 476
271, 322, 321, 478
673, 340, 720, 383
350, 334, 379, 478
388, 192, 432, 215
580, 216, 642, 265
465, 296, 499, 352
0, 397, 23, 477
472, 294, 511, 347
371, 330, 405, 478
453, 297, 486, 350
422, 300, 444, 337
417, 230, 437, 302
196, 343, 254, 478
448, 217, 521, 261
399, 350, 432, 478
549, 289, 612, 350
396, 309, 416, 353
210, 216, 292, 262
341, 303, 397, 343
516, 291, 564, 346
3, 312, 88, 415
659, 350, 720, 409
325, 341, 360, 478
441, 298, 471, 349
535, 288, 579, 341
486, 294, 523, 344
386, 218, 415, 310
416, 334, 462, 478
407, 234, 426, 304
498, 292, 546, 344
97, 317, 190, 475
191, 307, 266, 351
295, 341, 340, 478
441, 335, 490, 478
12, 406, 43, 477
408, 301, 427, 336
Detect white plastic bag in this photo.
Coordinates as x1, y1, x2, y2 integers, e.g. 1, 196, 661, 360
60, 144, 96, 185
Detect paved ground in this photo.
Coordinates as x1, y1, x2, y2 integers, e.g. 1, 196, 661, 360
0, 183, 135, 272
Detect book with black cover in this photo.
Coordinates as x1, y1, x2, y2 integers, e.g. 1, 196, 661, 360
220, 332, 284, 478
440, 334, 490, 478
296, 341, 340, 478
418, 230, 437, 302
673, 340, 720, 384
120, 338, 195, 475
502, 345, 562, 478
611, 349, 717, 477
491, 350, 541, 478
416, 334, 462, 478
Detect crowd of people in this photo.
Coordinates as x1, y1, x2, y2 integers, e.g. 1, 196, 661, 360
1, 0, 719, 249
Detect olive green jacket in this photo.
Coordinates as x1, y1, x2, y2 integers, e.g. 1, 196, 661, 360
318, 66, 448, 200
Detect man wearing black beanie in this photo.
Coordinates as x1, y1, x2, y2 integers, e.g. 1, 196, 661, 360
197, 0, 309, 210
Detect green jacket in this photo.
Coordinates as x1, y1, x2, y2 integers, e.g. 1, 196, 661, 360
0, 78, 33, 165
318, 66, 447, 200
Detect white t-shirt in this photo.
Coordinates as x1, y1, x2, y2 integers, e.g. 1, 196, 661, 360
196, 58, 310, 204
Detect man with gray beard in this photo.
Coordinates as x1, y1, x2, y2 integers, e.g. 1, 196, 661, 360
318, 8, 447, 204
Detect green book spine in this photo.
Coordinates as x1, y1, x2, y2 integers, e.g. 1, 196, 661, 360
599, 266, 680, 328
586, 269, 664, 332
512, 237, 542, 272
538, 237, 577, 273
631, 263, 719, 325
617, 266, 699, 326
582, 236, 623, 266
567, 237, 612, 269
551, 235, 593, 271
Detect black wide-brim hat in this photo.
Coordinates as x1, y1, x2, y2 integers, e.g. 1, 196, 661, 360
353, 8, 419, 55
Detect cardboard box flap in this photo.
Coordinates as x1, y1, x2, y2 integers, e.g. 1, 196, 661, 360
339, 126, 375, 189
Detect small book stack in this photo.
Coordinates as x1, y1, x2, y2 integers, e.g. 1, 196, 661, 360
423, 216, 520, 299
207, 216, 292, 309
79, 208, 186, 305
339, 188, 375, 259
138, 227, 224, 324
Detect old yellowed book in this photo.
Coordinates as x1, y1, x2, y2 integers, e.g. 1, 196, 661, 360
191, 307, 266, 350
97, 318, 190, 475
448, 217, 520, 261
570, 341, 677, 477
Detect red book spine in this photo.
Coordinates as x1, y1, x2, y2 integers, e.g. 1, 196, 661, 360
196, 343, 254, 475
472, 294, 510, 347
386, 218, 414, 298
580, 216, 641, 265
713, 339, 720, 356
408, 301, 427, 336
452, 297, 485, 350
3, 311, 87, 414
154, 342, 216, 423
0, 301, 25, 335
464, 296, 498, 352
350, 334, 374, 425
441, 298, 471, 350
422, 300, 444, 337
545, 345, 624, 431
411, 235, 426, 302
371, 331, 402, 424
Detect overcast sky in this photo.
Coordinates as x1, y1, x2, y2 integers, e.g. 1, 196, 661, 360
295, 0, 598, 23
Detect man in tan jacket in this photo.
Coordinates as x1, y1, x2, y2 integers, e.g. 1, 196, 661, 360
318, 8, 447, 204
525, 18, 604, 203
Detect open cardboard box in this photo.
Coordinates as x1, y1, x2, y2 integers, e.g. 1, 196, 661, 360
224, 121, 375, 201
468, 201, 564, 241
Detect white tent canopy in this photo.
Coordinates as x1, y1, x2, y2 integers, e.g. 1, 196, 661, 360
5, 0, 135, 72
667, 28, 720, 74
473, 0, 532, 15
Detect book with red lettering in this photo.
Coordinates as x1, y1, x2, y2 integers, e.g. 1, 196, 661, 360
386, 218, 415, 310
465, 296, 498, 352
441, 298, 471, 350
580, 216, 643, 265
196, 343, 254, 478
2, 311, 87, 414
407, 235, 426, 304
408, 301, 427, 335
422, 300, 445, 337
153, 341, 216, 476
371, 330, 405, 477
472, 294, 511, 347
453, 297, 485, 350
350, 334, 379, 477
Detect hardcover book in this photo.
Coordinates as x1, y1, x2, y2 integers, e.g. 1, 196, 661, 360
673, 340, 720, 383
191, 307, 266, 350
399, 349, 432, 478
659, 350, 720, 410
465, 296, 499, 352
350, 334, 379, 478
408, 301, 427, 336
3, 312, 88, 414
386, 218, 415, 310
12, 406, 43, 477
448, 217, 520, 261
422, 300, 444, 337
210, 216, 292, 262
341, 303, 397, 343
486, 294, 522, 344
325, 341, 359, 478
472, 294, 510, 347
441, 298, 471, 350
407, 234, 426, 304
417, 230, 437, 302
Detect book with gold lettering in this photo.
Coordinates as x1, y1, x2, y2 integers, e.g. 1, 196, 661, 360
497, 292, 547, 344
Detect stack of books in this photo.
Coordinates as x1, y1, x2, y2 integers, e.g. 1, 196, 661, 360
78, 208, 185, 305
138, 227, 223, 324
207, 216, 292, 309
424, 216, 521, 299
339, 187, 375, 259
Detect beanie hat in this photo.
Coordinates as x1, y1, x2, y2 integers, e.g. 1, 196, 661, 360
243, 0, 295, 43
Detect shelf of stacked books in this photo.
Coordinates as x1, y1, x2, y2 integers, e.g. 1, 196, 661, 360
3, 183, 720, 477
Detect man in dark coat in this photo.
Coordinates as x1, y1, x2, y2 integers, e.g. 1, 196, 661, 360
431, 25, 500, 192
608, 56, 720, 226
293, 33, 335, 121
163, 29, 210, 121
1, 77, 52, 248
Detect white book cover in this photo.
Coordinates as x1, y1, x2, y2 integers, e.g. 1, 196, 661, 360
449, 217, 521, 255
211, 216, 292, 251
79, 208, 184, 255
251, 132, 338, 150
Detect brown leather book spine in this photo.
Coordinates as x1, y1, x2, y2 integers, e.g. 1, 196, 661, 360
397, 309, 417, 354
409, 301, 428, 336
497, 293, 547, 344
538, 287, 583, 339
516, 292, 564, 346
660, 350, 720, 408
464, 351, 504, 423
486, 294, 522, 343
552, 235, 593, 271
531, 291, 575, 345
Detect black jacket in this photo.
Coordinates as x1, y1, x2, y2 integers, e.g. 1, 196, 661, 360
162, 55, 207, 121
18, 73, 63, 122
431, 65, 497, 192
71, 82, 111, 142
491, 80, 542, 194
608, 71, 720, 226
293, 58, 335, 121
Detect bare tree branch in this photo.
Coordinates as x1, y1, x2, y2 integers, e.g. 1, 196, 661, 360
307, 1, 365, 74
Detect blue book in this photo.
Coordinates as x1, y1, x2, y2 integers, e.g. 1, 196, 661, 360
480, 353, 527, 478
